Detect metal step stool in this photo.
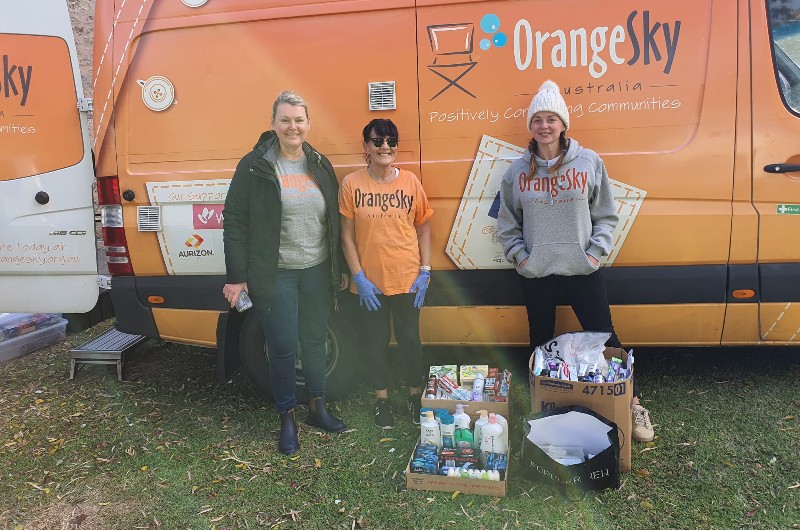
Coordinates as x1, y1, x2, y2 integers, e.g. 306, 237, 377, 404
70, 329, 147, 381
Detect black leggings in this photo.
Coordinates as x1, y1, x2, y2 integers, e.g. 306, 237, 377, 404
520, 270, 639, 397
360, 293, 425, 392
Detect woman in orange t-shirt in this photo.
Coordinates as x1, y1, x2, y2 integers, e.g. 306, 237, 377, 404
339, 118, 434, 430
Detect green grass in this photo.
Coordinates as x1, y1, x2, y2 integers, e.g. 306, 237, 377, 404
1, 321, 798, 529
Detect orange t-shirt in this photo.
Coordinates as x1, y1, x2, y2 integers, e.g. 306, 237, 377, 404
339, 168, 434, 295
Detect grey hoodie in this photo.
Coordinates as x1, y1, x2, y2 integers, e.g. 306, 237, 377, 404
497, 138, 618, 278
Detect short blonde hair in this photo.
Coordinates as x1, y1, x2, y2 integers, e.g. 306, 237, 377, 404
271, 91, 309, 124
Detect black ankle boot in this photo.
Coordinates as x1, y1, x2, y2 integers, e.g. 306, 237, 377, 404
306, 397, 346, 433
278, 409, 299, 455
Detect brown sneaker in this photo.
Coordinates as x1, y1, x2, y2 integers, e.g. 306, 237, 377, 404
632, 404, 655, 442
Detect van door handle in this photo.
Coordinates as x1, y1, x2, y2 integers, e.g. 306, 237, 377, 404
764, 164, 800, 173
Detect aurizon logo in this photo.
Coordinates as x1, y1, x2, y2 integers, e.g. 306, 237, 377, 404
180, 234, 213, 258
185, 234, 204, 248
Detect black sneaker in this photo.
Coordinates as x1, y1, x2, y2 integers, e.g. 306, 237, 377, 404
408, 397, 422, 425
374, 398, 395, 429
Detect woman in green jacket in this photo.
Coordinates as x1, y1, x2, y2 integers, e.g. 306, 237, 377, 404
222, 91, 348, 455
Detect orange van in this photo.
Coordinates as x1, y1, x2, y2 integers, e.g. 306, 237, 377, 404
2, 0, 800, 399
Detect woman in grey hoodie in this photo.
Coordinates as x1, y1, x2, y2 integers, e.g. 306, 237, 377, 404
497, 80, 654, 443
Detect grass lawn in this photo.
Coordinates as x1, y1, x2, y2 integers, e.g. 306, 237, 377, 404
1, 320, 798, 529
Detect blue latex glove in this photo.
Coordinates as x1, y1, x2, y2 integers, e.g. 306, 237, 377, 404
409, 269, 431, 309
352, 270, 382, 311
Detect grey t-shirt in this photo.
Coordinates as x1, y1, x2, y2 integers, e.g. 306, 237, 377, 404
275, 153, 329, 269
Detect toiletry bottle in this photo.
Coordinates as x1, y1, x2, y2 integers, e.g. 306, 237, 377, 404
454, 426, 474, 449
440, 413, 456, 449
493, 413, 509, 454
471, 373, 485, 401
473, 410, 489, 450
479, 413, 506, 457
433, 408, 449, 424
420, 411, 441, 450
419, 407, 433, 426
453, 403, 471, 430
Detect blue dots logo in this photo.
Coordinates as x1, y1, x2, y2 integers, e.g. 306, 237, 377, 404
479, 13, 506, 50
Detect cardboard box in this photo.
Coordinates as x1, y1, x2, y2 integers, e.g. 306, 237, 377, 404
421, 397, 509, 419
405, 445, 508, 497
406, 401, 510, 497
529, 347, 633, 472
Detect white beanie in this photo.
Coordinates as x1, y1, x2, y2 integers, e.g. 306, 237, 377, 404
527, 80, 569, 132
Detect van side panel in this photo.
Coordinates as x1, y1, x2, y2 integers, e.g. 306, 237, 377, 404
417, 0, 733, 265
750, 0, 800, 342
415, 0, 736, 344
113, 2, 418, 281
0, 1, 98, 313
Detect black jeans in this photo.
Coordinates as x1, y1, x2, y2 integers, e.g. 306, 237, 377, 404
519, 270, 639, 397
253, 260, 332, 412
360, 293, 424, 392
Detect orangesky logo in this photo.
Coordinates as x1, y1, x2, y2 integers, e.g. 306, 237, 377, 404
185, 234, 204, 248
511, 10, 681, 79
2, 55, 33, 106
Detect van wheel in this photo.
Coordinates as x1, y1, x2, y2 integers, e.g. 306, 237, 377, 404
238, 298, 361, 403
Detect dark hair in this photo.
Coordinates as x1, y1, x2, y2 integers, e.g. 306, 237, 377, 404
362, 119, 399, 143
527, 131, 569, 178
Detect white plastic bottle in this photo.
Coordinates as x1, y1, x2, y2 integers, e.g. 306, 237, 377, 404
472, 410, 489, 450
493, 413, 509, 455
453, 403, 471, 430
480, 413, 507, 456
420, 411, 442, 449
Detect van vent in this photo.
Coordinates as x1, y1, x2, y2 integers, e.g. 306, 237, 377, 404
368, 81, 396, 111
137, 206, 162, 232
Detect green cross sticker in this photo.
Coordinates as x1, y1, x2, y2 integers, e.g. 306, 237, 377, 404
776, 204, 800, 215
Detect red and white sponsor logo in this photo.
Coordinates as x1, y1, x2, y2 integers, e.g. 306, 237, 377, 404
193, 204, 224, 229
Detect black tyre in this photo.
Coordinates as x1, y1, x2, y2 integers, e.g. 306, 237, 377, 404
238, 295, 362, 402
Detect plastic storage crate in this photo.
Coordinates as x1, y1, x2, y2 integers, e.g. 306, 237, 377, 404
0, 313, 67, 362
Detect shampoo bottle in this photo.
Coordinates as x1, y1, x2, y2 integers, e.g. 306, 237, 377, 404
453, 403, 471, 430
420, 411, 441, 449
440, 413, 456, 449
493, 413, 509, 454
473, 410, 489, 450
479, 413, 507, 457
419, 407, 433, 426
454, 426, 474, 449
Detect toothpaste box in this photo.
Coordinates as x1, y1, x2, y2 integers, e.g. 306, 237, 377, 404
428, 364, 458, 381
458, 364, 489, 385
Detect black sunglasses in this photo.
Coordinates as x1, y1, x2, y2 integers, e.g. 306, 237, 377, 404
369, 137, 399, 148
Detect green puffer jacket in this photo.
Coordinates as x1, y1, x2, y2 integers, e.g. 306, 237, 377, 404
223, 130, 344, 307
